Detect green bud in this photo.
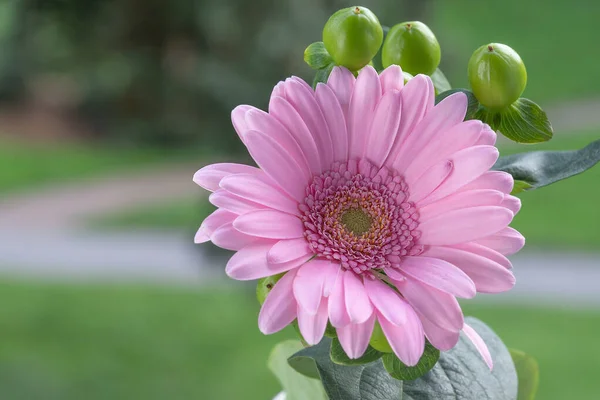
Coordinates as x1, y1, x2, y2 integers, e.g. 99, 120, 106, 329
323, 6, 383, 72
369, 322, 393, 353
382, 21, 441, 75
256, 273, 285, 305
403, 71, 414, 84
468, 43, 527, 111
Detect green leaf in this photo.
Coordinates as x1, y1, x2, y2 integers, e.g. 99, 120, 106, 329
304, 42, 333, 70
268, 340, 327, 400
382, 342, 439, 380
330, 338, 384, 366
289, 337, 403, 400
511, 180, 533, 194
435, 89, 480, 120
312, 63, 335, 89
510, 349, 539, 400
288, 317, 517, 400
474, 98, 553, 143
430, 68, 451, 95
493, 138, 600, 189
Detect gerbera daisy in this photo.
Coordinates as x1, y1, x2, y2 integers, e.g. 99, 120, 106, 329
194, 65, 524, 368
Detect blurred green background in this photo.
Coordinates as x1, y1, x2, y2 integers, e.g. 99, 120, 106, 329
0, 0, 599, 399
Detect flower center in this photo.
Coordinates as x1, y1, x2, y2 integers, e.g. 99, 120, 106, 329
299, 160, 423, 275
341, 208, 372, 236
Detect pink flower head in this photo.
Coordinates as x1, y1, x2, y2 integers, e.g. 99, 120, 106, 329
194, 65, 525, 368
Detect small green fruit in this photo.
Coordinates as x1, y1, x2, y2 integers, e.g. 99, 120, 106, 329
382, 21, 441, 75
256, 273, 285, 305
468, 43, 527, 111
323, 6, 383, 71
369, 322, 393, 353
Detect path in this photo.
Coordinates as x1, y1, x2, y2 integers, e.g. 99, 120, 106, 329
0, 162, 200, 230
0, 96, 599, 304
544, 97, 600, 133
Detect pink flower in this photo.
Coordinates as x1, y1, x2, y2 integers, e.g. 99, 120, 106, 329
194, 65, 524, 369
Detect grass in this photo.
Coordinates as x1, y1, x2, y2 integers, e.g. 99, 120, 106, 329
0, 137, 198, 194
0, 280, 596, 400
432, 0, 600, 103
93, 130, 600, 250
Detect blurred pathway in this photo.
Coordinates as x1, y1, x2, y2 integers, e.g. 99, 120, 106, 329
0, 162, 200, 230
1, 95, 600, 301
544, 97, 600, 133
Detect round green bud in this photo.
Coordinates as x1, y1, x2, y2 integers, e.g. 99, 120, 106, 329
256, 273, 285, 305
382, 21, 441, 75
323, 6, 383, 72
468, 43, 527, 111
369, 322, 393, 353
403, 71, 414, 84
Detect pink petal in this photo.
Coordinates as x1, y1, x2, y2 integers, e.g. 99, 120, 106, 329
245, 108, 311, 177
268, 96, 322, 174
418, 206, 514, 245
209, 190, 266, 215
404, 120, 483, 185
348, 66, 381, 158
463, 323, 493, 370
501, 194, 522, 215
365, 90, 402, 168
396, 277, 464, 331
384, 75, 434, 168
195, 209, 236, 243
268, 238, 312, 264
327, 66, 355, 117
416, 311, 460, 351
418, 146, 500, 206
283, 79, 334, 169
293, 261, 327, 315
408, 160, 453, 203
460, 171, 514, 194
364, 277, 407, 326
475, 125, 497, 145
225, 242, 306, 280
474, 227, 525, 256
233, 210, 304, 239
297, 298, 329, 345
337, 313, 376, 359
322, 262, 342, 297
399, 256, 476, 298
244, 130, 309, 201
258, 269, 299, 334
271, 81, 285, 98
315, 83, 348, 163
231, 105, 252, 143
379, 65, 404, 94
394, 91, 467, 172
418, 189, 505, 222
293, 261, 341, 312
454, 242, 512, 269
343, 271, 374, 324
210, 223, 260, 251
219, 174, 299, 215
291, 76, 313, 93
328, 271, 351, 327
193, 163, 259, 192
378, 307, 425, 366
424, 246, 515, 293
